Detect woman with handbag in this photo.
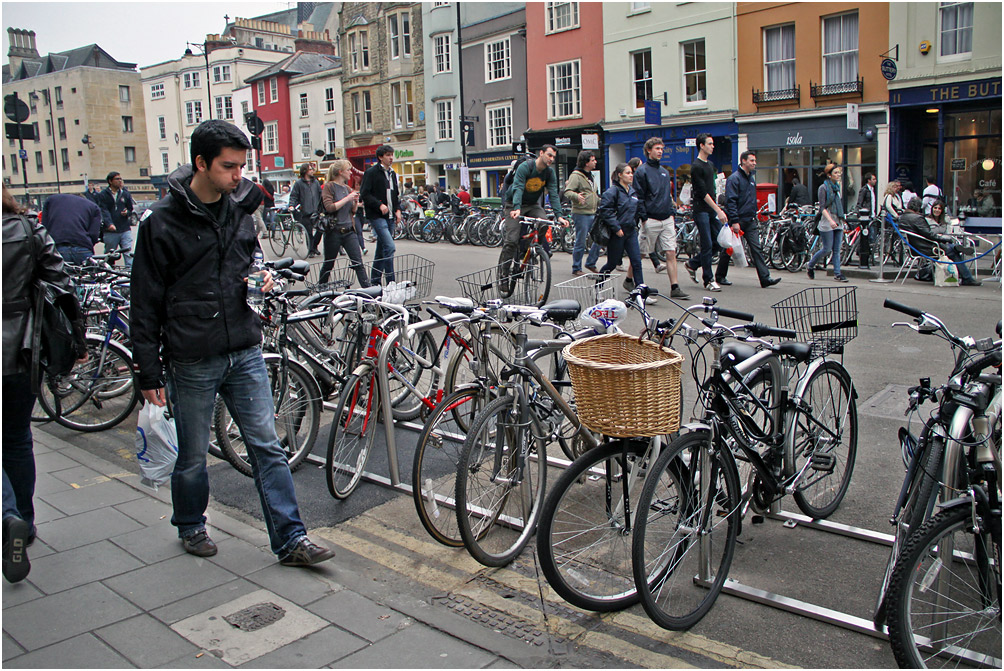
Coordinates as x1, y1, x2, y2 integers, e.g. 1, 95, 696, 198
2, 185, 86, 583
597, 163, 647, 299
807, 163, 849, 282
319, 160, 369, 288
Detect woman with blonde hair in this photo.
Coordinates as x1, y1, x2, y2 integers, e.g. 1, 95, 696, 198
319, 160, 369, 287
883, 180, 904, 219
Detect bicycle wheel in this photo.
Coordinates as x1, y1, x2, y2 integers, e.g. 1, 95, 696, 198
632, 431, 741, 630
212, 356, 321, 478
291, 223, 310, 259
325, 367, 379, 499
37, 336, 139, 432
422, 218, 444, 243
886, 506, 1002, 669
537, 439, 654, 612
884, 233, 905, 267
269, 221, 288, 256
785, 360, 858, 519
560, 225, 575, 254
483, 217, 504, 248
518, 244, 551, 307
455, 393, 547, 567
388, 331, 439, 421
412, 387, 489, 546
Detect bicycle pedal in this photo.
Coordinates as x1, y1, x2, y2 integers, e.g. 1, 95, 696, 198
809, 453, 836, 472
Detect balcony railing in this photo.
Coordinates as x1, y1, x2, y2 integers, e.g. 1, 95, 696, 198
810, 77, 864, 99
753, 85, 800, 105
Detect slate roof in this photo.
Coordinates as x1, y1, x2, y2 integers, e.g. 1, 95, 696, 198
3, 43, 136, 83
245, 51, 340, 83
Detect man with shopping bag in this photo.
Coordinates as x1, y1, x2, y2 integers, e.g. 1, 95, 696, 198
724, 151, 780, 288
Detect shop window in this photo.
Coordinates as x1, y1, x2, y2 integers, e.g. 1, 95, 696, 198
632, 50, 652, 111
939, 2, 973, 58
682, 40, 706, 104
822, 12, 858, 85
764, 24, 795, 92
945, 110, 991, 137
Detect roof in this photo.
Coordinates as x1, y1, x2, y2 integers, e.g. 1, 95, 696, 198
2, 43, 136, 83
245, 51, 340, 84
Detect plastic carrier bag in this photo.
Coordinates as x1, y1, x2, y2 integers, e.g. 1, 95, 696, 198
933, 250, 960, 287
135, 402, 179, 489
716, 225, 748, 268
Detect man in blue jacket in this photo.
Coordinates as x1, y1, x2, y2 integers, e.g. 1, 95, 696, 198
724, 151, 780, 288
41, 193, 102, 264
633, 138, 688, 299
97, 171, 135, 268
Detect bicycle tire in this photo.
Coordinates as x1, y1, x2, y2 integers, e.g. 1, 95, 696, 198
36, 335, 139, 432
519, 244, 551, 307
423, 218, 444, 244
560, 225, 575, 254
785, 360, 858, 519
291, 223, 310, 259
632, 431, 741, 630
388, 331, 440, 421
325, 366, 379, 499
212, 356, 321, 478
269, 222, 288, 256
484, 217, 504, 248
455, 393, 548, 567
412, 387, 489, 546
886, 506, 1001, 668
536, 439, 653, 611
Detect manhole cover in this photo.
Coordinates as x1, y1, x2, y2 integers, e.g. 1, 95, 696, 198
223, 602, 286, 632
859, 384, 912, 420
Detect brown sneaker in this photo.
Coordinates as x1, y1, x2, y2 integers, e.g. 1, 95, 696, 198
181, 529, 218, 557
279, 537, 335, 567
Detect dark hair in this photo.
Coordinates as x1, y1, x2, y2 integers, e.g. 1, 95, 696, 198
190, 119, 251, 170
299, 163, 313, 177
929, 199, 947, 223
2, 185, 27, 214
106, 171, 120, 183
907, 197, 923, 212
864, 172, 875, 182
740, 150, 756, 163
696, 133, 711, 148
540, 144, 557, 155
575, 150, 595, 171
375, 144, 394, 158
611, 162, 631, 185
925, 175, 935, 185
628, 157, 642, 171
643, 137, 664, 155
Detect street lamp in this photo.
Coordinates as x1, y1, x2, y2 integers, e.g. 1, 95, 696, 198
185, 42, 212, 120
28, 88, 61, 193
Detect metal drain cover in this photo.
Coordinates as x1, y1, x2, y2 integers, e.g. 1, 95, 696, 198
859, 384, 912, 419
223, 602, 286, 632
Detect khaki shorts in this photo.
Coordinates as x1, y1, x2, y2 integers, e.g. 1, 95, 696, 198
640, 217, 677, 254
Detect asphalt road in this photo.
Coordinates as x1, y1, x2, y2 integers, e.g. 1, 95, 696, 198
53, 235, 1002, 668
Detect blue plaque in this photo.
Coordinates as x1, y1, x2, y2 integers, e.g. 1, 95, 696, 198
644, 100, 661, 125
881, 58, 898, 81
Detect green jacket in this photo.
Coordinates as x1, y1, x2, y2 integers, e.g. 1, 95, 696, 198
562, 170, 599, 215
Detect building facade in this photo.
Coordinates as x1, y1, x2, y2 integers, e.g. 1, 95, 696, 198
887, 1, 1001, 220
3, 29, 154, 204
736, 2, 891, 211
287, 64, 346, 177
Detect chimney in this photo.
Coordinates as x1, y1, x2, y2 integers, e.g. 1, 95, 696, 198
7, 28, 39, 73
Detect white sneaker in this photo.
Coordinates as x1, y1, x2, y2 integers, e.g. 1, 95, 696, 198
645, 296, 658, 305
655, 262, 668, 273
705, 281, 722, 292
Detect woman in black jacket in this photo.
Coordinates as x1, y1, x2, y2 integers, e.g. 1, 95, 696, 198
598, 163, 645, 293
2, 185, 85, 583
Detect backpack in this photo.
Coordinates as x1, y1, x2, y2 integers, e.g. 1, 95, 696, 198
499, 156, 538, 203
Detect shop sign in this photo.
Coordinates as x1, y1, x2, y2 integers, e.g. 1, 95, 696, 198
555, 137, 572, 146
685, 138, 697, 147
274, 156, 285, 168
395, 149, 414, 159
881, 58, 898, 81
785, 132, 803, 146
951, 158, 967, 172
582, 133, 599, 150
890, 78, 1002, 106
346, 145, 380, 158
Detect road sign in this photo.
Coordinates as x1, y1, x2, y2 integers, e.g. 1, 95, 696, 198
18, 149, 27, 160
5, 122, 35, 141
3, 94, 29, 123
244, 111, 264, 136
644, 100, 661, 125
880, 58, 898, 81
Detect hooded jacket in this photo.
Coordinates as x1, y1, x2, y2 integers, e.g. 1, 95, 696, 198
597, 183, 641, 235
130, 164, 264, 390
633, 158, 676, 221
562, 169, 599, 215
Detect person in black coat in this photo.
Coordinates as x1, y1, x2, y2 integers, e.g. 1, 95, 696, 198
598, 163, 645, 293
898, 197, 980, 286
41, 193, 102, 265
359, 145, 402, 284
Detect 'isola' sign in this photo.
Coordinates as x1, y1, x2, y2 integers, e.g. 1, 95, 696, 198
786, 132, 803, 146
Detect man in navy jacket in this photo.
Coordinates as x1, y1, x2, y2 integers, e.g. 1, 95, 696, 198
359, 145, 401, 284
97, 171, 135, 268
724, 151, 780, 288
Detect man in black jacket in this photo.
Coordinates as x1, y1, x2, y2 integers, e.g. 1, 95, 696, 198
131, 120, 334, 566
853, 172, 878, 268
898, 197, 980, 286
359, 144, 401, 284
289, 164, 323, 257
97, 171, 135, 268
724, 151, 780, 288
41, 193, 102, 264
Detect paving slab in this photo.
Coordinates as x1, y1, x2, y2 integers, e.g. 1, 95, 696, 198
32, 450, 84, 474
2, 579, 44, 609
305, 589, 412, 643
25, 540, 144, 595
2, 633, 135, 668
157, 650, 232, 668
49, 464, 112, 487
206, 536, 278, 577
330, 620, 497, 669
103, 554, 239, 611
111, 524, 190, 564
237, 625, 368, 668
245, 561, 341, 606
170, 588, 327, 666
42, 478, 146, 517
33, 507, 143, 552
95, 614, 199, 667
29, 497, 67, 526
2, 582, 141, 650
3, 631, 26, 661
32, 472, 74, 498
151, 579, 262, 626
113, 496, 174, 526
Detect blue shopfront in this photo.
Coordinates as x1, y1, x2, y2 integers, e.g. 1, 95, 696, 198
604, 120, 738, 195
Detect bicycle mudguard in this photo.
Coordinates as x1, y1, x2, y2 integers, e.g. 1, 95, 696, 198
679, 422, 712, 434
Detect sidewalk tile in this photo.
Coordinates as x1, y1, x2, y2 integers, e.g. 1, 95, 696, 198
33, 450, 83, 474
113, 497, 173, 526
158, 650, 231, 668
485, 658, 520, 669
30, 498, 67, 526
34, 507, 143, 552
22, 538, 55, 561
2, 580, 44, 609
50, 464, 111, 487
245, 562, 340, 606
95, 614, 198, 667
43, 479, 145, 517
3, 633, 134, 668
206, 537, 277, 576
33, 472, 74, 497
330, 622, 496, 669
306, 590, 410, 643
27, 541, 144, 595
237, 625, 367, 668
3, 583, 140, 650
3, 631, 26, 661
111, 525, 189, 564
104, 554, 238, 611
151, 579, 260, 626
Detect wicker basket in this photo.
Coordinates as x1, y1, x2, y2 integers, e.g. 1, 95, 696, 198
563, 333, 683, 438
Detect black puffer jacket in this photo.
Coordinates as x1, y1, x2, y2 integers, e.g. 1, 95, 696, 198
597, 184, 641, 235
2, 212, 79, 375
130, 164, 264, 390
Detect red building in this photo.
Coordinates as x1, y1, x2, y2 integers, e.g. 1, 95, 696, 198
524, 2, 605, 184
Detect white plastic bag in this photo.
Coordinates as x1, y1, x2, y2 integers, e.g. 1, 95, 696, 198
716, 225, 749, 268
382, 280, 417, 305
135, 402, 179, 489
933, 250, 959, 287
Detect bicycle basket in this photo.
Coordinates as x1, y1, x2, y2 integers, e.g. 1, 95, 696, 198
563, 333, 683, 438
771, 286, 857, 357
552, 273, 619, 326
456, 265, 522, 304
304, 258, 355, 292
364, 253, 434, 301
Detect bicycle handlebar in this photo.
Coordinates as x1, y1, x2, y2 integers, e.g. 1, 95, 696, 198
964, 348, 1002, 379
745, 323, 797, 339
883, 298, 925, 319
717, 307, 755, 322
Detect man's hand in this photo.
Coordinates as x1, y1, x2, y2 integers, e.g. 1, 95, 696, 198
261, 270, 274, 293
75, 352, 89, 365
616, 229, 624, 238
107, 224, 117, 232
510, 208, 521, 220
577, 193, 586, 205
557, 217, 569, 227
716, 210, 729, 225
380, 203, 389, 215
142, 388, 167, 407
731, 223, 741, 234
394, 210, 402, 224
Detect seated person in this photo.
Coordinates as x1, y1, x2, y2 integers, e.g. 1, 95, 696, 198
898, 197, 980, 286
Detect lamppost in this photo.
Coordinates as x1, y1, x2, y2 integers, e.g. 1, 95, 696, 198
28, 88, 60, 193
185, 41, 213, 120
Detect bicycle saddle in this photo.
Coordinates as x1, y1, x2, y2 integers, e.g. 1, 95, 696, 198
777, 341, 813, 362
722, 341, 757, 365
540, 299, 581, 323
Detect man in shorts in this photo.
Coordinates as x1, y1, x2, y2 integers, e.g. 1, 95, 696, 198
633, 137, 688, 299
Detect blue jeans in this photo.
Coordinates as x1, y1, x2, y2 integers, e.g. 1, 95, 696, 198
3, 374, 36, 526
809, 228, 844, 276
55, 245, 94, 265
369, 217, 396, 284
585, 242, 602, 269
102, 229, 133, 268
571, 213, 595, 272
686, 211, 731, 285
600, 228, 643, 285
166, 346, 306, 556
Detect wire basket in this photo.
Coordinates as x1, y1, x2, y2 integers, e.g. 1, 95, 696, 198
364, 253, 434, 301
304, 258, 355, 292
772, 286, 858, 357
552, 273, 619, 325
563, 333, 683, 438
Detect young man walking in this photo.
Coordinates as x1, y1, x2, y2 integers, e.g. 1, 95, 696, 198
724, 150, 780, 289
289, 163, 323, 257
359, 144, 402, 285
131, 120, 334, 566
563, 150, 599, 276
97, 171, 135, 268
684, 134, 731, 291
633, 138, 688, 299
